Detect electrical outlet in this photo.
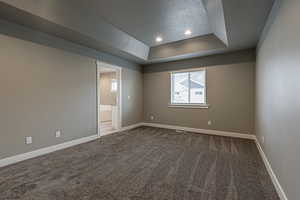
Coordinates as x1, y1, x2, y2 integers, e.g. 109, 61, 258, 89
25, 136, 32, 144
128, 95, 131, 99
150, 115, 154, 120
208, 120, 212, 126
55, 130, 61, 138
261, 136, 265, 144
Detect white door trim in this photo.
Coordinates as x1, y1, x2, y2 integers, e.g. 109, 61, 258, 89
96, 60, 122, 137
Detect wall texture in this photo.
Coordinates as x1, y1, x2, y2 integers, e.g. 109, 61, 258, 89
100, 72, 117, 105
144, 49, 256, 73
0, 19, 142, 71
122, 68, 144, 127
0, 34, 96, 159
0, 34, 143, 160
143, 60, 255, 135
0, 1, 150, 61
256, 0, 300, 199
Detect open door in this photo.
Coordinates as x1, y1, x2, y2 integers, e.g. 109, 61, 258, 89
97, 61, 122, 137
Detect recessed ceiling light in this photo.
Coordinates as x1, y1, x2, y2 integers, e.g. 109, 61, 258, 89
156, 36, 163, 42
185, 29, 192, 35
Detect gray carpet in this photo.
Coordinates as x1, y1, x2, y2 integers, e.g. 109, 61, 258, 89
0, 126, 279, 200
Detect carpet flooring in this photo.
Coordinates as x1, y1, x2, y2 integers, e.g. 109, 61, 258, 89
0, 126, 279, 200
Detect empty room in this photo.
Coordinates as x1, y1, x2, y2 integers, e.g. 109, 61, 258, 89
0, 0, 298, 199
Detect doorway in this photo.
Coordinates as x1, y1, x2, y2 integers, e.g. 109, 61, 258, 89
97, 61, 122, 136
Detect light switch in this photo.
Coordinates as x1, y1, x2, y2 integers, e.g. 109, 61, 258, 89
25, 136, 32, 144
55, 130, 61, 138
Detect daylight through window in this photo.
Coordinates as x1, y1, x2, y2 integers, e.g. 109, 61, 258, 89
171, 69, 206, 105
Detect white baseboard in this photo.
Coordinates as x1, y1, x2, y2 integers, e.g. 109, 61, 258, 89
142, 122, 287, 199
121, 123, 144, 131
255, 139, 288, 200
100, 123, 144, 136
0, 134, 99, 168
0, 122, 288, 200
141, 122, 256, 140
0, 123, 144, 168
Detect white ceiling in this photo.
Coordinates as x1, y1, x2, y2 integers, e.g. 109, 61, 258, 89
94, 0, 212, 46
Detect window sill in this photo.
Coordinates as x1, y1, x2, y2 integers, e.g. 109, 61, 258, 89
168, 104, 210, 109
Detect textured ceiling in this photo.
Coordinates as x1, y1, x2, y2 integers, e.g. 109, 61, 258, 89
0, 0, 275, 64
95, 0, 212, 46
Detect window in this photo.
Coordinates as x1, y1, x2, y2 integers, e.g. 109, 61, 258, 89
170, 69, 206, 105
111, 79, 117, 92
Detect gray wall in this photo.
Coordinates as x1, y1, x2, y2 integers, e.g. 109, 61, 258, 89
122, 68, 144, 127
143, 56, 255, 134
144, 49, 256, 73
256, 0, 300, 199
148, 34, 225, 61
0, 1, 149, 61
0, 34, 96, 159
0, 19, 142, 72
0, 34, 143, 160
100, 72, 117, 106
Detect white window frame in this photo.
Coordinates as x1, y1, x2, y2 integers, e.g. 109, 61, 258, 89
169, 68, 209, 109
